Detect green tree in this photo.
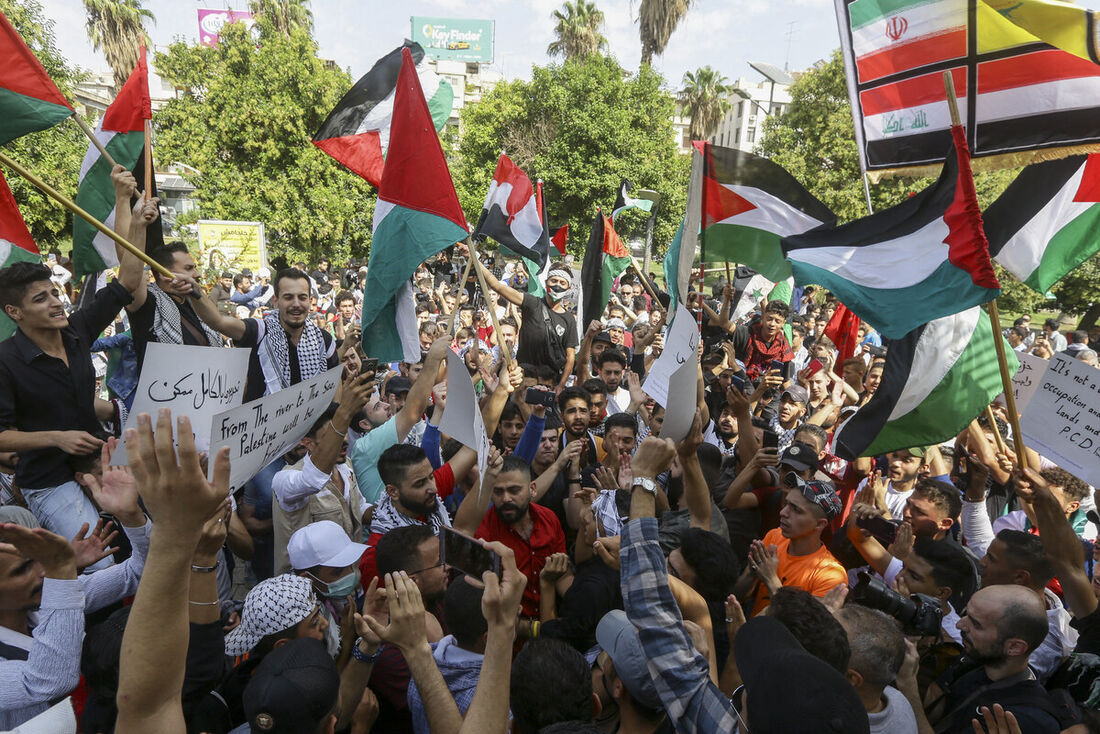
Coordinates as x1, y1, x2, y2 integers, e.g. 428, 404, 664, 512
680, 66, 731, 140
153, 18, 373, 264
82, 0, 154, 89
639, 0, 693, 66
455, 55, 689, 259
547, 0, 608, 61
248, 0, 313, 38
0, 0, 86, 256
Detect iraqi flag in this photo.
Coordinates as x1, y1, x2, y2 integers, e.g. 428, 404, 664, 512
0, 170, 42, 339
782, 126, 1000, 340
833, 307, 1014, 459
580, 211, 631, 329
362, 48, 468, 363
699, 142, 835, 282
984, 153, 1100, 294
73, 47, 155, 279
473, 154, 550, 270
0, 10, 73, 145
313, 41, 453, 188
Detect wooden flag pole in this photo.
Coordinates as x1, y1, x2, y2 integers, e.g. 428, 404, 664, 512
942, 71, 1029, 469
0, 151, 174, 279
143, 119, 153, 202
69, 114, 118, 168
469, 241, 515, 371
446, 244, 477, 336
985, 405, 1008, 456
629, 255, 660, 303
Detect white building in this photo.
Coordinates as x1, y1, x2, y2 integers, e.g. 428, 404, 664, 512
428, 58, 502, 128
709, 75, 795, 153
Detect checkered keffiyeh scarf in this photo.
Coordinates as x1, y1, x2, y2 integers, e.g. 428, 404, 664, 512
224, 574, 317, 656
369, 493, 451, 537
260, 311, 328, 392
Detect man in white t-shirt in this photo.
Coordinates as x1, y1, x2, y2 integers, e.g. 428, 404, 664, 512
856, 447, 925, 519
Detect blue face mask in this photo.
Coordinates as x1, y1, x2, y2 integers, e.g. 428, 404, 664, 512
312, 571, 359, 599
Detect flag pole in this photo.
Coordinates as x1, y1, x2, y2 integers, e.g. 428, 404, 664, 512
942, 71, 1029, 469
469, 240, 515, 371
143, 119, 153, 202
446, 243, 477, 336
0, 150, 174, 279
629, 255, 660, 303
69, 114, 118, 168
861, 173, 874, 215
985, 405, 1009, 456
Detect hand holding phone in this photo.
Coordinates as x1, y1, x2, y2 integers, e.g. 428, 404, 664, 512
856, 514, 900, 545
441, 527, 502, 579
805, 358, 824, 378
524, 386, 557, 407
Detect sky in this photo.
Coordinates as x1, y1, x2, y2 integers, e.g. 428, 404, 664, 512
38, 0, 841, 92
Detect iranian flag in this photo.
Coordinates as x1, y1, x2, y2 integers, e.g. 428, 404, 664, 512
984, 154, 1100, 293
0, 10, 73, 145
362, 48, 468, 363
72, 48, 152, 278
0, 169, 41, 339
313, 41, 453, 188
834, 306, 1014, 458
698, 142, 835, 283
580, 211, 631, 329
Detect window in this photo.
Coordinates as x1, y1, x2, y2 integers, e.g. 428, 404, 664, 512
735, 128, 740, 144
747, 127, 756, 143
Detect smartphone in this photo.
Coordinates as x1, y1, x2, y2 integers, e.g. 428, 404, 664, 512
762, 430, 779, 451
440, 527, 502, 579
805, 358, 824, 378
360, 357, 379, 375
730, 374, 745, 391
856, 514, 900, 545
524, 386, 557, 407
868, 345, 887, 358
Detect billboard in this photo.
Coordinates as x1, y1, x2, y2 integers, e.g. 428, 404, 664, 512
197, 9, 255, 47
411, 17, 494, 63
197, 220, 267, 273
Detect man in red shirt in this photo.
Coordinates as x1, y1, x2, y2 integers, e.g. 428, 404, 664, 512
455, 455, 568, 618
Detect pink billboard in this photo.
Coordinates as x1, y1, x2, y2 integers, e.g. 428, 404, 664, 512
197, 9, 255, 47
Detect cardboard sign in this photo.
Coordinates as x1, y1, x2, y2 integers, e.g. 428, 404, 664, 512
439, 349, 490, 483
658, 354, 699, 442
1020, 354, 1100, 487
996, 351, 1047, 415
209, 366, 342, 489
643, 302, 700, 408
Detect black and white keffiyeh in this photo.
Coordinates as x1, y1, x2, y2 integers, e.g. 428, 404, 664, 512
258, 311, 329, 395
369, 493, 451, 537
148, 282, 222, 348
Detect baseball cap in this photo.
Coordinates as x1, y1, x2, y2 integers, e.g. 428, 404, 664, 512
779, 442, 818, 472
593, 331, 613, 345
781, 384, 809, 406
243, 637, 339, 734
225, 575, 318, 656
786, 475, 842, 520
900, 445, 928, 458
257, 266, 272, 279
606, 318, 627, 331
288, 521, 367, 571
596, 611, 663, 711
735, 616, 869, 733
385, 375, 412, 395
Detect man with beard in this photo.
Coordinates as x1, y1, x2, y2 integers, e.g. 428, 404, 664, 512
706, 404, 739, 457
596, 349, 631, 414
457, 455, 568, 619
854, 448, 926, 520
769, 385, 809, 453
558, 387, 598, 468
189, 267, 341, 402
727, 301, 794, 381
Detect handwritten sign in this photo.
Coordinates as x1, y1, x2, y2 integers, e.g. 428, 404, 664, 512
996, 351, 1047, 415
209, 366, 342, 489
643, 302, 699, 408
1020, 355, 1100, 487
659, 354, 699, 442
114, 343, 249, 464
439, 349, 490, 484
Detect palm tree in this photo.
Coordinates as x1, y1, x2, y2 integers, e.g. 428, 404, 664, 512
547, 0, 608, 61
638, 0, 693, 66
248, 0, 314, 37
82, 0, 154, 89
680, 66, 733, 140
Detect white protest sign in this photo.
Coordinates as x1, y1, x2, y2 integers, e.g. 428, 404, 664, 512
114, 343, 250, 464
1020, 354, 1100, 487
439, 349, 490, 482
659, 354, 699, 442
996, 351, 1047, 415
643, 302, 699, 408
209, 366, 343, 489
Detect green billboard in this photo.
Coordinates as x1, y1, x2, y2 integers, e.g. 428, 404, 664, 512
411, 17, 494, 63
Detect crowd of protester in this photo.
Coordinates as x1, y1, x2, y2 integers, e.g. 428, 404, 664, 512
3, 167, 1100, 732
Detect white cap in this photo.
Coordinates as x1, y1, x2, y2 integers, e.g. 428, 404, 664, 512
257, 266, 272, 278
288, 520, 367, 571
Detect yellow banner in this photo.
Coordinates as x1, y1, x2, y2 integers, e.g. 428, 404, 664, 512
197, 220, 267, 273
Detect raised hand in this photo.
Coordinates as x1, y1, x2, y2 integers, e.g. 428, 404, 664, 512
0, 523, 77, 579
539, 552, 570, 584
631, 435, 677, 479
593, 535, 621, 571
193, 499, 231, 565
479, 540, 526, 629
888, 521, 914, 561
81, 437, 145, 527
71, 518, 120, 570
110, 164, 137, 200
363, 571, 427, 652
748, 540, 781, 592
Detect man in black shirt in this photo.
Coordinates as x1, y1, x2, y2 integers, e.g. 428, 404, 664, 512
476, 260, 577, 392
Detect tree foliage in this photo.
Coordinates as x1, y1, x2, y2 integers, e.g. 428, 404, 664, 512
547, 0, 608, 61
248, 0, 313, 39
680, 66, 731, 140
0, 0, 86, 256
454, 55, 689, 260
82, 0, 154, 89
153, 18, 374, 265
639, 0, 693, 66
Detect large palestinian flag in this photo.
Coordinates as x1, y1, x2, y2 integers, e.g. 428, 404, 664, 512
0, 10, 73, 145
580, 211, 631, 329
782, 126, 1000, 339
0, 170, 41, 339
473, 154, 550, 270
833, 307, 1014, 458
984, 153, 1100, 293
664, 146, 704, 308
362, 48, 468, 363
73, 48, 154, 278
698, 142, 835, 282
313, 41, 453, 188
835, 0, 1100, 175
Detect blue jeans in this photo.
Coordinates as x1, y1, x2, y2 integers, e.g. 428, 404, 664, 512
22, 480, 113, 571
242, 457, 285, 581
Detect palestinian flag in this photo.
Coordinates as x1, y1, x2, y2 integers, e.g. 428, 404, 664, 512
551, 224, 568, 256
979, 0, 1099, 65
612, 179, 655, 222
699, 142, 836, 283
73, 47, 154, 279
782, 126, 1000, 340
984, 154, 1100, 293
0, 10, 73, 145
823, 302, 862, 373
362, 47, 468, 363
313, 41, 453, 188
474, 154, 550, 270
664, 146, 704, 307
0, 169, 41, 339
833, 306, 1014, 458
580, 211, 631, 329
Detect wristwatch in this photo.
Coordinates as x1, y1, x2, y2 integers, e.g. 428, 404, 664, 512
352, 638, 383, 664
632, 476, 658, 495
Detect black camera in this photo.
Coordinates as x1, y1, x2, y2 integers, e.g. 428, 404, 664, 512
849, 571, 943, 637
